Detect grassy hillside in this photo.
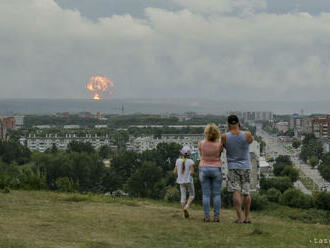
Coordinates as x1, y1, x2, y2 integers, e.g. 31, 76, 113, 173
0, 191, 328, 248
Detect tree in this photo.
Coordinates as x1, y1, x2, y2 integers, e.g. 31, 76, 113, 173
99, 145, 111, 159
292, 139, 301, 149
280, 166, 299, 182
127, 161, 163, 198
67, 141, 95, 154
309, 156, 319, 169
275, 155, 292, 165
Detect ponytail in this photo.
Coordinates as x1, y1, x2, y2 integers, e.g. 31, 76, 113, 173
181, 157, 187, 174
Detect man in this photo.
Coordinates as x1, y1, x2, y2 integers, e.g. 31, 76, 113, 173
221, 115, 253, 224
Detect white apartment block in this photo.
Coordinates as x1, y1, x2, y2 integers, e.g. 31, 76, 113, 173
20, 134, 112, 152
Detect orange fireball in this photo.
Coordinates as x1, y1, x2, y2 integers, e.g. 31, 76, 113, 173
87, 76, 114, 100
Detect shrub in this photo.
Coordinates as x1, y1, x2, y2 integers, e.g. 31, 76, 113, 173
260, 176, 293, 193
280, 166, 299, 182
273, 163, 291, 176
266, 188, 281, 202
314, 191, 330, 211
56, 177, 78, 192
221, 187, 233, 208
164, 186, 180, 202
250, 193, 268, 211
280, 188, 314, 209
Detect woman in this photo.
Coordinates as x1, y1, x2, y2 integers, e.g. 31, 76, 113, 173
199, 123, 223, 222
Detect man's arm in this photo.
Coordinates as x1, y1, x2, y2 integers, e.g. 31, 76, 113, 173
245, 131, 253, 144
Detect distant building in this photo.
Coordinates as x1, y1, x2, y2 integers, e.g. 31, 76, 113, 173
64, 125, 80, 129
228, 111, 274, 122
14, 116, 24, 129
3, 116, 15, 129
95, 125, 108, 128
312, 115, 330, 138
20, 133, 112, 152
0, 119, 7, 141
322, 139, 330, 153
275, 121, 289, 133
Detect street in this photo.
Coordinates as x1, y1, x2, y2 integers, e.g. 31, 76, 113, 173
257, 128, 330, 192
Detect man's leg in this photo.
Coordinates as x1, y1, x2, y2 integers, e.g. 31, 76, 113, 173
242, 170, 251, 223
243, 194, 251, 222
233, 191, 243, 222
228, 170, 242, 223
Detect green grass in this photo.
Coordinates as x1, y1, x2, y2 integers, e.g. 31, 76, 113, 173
0, 191, 329, 248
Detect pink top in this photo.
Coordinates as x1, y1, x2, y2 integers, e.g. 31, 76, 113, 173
199, 140, 222, 167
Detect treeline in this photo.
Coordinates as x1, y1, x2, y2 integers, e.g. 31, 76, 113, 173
0, 140, 197, 201
24, 114, 226, 129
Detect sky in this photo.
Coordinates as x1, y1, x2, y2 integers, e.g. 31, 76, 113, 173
1, 0, 330, 101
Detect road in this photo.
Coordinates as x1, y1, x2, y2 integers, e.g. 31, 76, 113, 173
257, 128, 330, 192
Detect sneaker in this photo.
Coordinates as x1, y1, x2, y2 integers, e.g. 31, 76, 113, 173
214, 216, 220, 222
203, 216, 211, 222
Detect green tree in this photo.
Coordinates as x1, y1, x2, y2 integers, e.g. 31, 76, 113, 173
127, 161, 163, 198
309, 156, 319, 169
67, 141, 95, 154
280, 166, 299, 182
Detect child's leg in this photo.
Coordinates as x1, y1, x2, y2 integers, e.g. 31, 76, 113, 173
185, 183, 195, 208
180, 184, 187, 209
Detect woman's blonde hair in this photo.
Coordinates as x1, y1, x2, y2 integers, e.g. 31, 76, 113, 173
204, 123, 221, 142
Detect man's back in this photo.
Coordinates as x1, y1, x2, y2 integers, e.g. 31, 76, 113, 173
224, 131, 251, 170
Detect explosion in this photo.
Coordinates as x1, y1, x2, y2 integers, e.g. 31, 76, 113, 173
87, 76, 114, 100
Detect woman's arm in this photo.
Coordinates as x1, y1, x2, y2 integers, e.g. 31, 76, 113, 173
173, 166, 177, 175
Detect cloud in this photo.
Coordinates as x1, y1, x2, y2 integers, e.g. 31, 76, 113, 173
0, 0, 330, 101
171, 0, 267, 15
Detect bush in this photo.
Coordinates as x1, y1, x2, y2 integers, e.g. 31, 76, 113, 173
314, 191, 330, 211
280, 166, 299, 182
250, 193, 268, 211
266, 188, 281, 202
280, 188, 314, 209
221, 187, 233, 208
56, 177, 78, 192
164, 186, 180, 202
260, 176, 293, 193
273, 163, 291, 176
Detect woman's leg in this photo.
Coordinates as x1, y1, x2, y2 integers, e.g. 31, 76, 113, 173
200, 169, 211, 217
212, 168, 223, 217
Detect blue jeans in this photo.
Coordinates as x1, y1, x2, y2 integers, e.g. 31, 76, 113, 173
199, 167, 223, 217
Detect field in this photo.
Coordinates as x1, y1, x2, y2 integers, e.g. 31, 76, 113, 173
0, 191, 329, 248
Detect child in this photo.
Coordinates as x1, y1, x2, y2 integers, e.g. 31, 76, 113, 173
174, 146, 195, 218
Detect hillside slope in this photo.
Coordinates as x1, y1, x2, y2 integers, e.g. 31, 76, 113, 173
0, 191, 328, 248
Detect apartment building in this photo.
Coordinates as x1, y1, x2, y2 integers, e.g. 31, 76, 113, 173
312, 116, 330, 138
228, 111, 274, 122
20, 134, 113, 152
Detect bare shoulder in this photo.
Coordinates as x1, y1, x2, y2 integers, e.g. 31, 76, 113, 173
245, 131, 253, 143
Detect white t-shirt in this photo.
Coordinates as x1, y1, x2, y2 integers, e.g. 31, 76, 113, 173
176, 158, 194, 184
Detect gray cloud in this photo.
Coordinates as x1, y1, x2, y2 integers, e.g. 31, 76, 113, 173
1, 0, 330, 101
